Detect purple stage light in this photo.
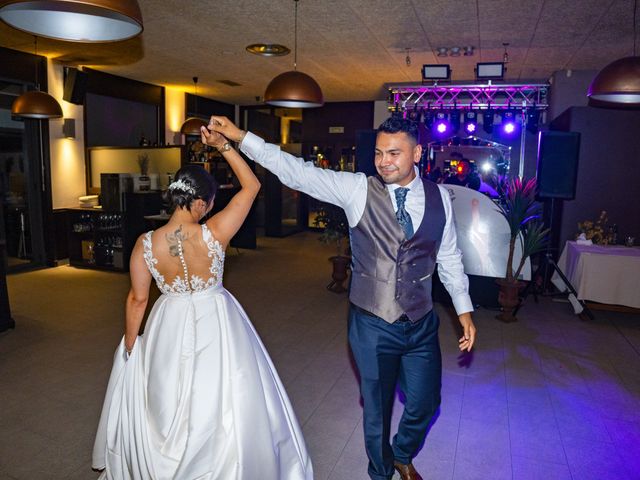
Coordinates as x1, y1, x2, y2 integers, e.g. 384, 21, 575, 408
436, 122, 448, 133
466, 123, 477, 133
503, 122, 516, 134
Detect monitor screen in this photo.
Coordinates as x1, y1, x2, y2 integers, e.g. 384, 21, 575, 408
477, 63, 504, 79
422, 64, 451, 80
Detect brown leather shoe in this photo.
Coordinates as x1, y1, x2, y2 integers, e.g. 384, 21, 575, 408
393, 461, 423, 480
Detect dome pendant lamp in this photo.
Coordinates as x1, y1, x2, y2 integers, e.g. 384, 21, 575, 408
12, 36, 62, 119
0, 0, 143, 42
180, 77, 208, 136
587, 0, 640, 107
264, 0, 323, 108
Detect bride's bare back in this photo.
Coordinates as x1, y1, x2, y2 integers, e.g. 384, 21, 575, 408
144, 223, 224, 294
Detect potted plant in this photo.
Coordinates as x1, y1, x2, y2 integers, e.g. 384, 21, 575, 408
313, 202, 351, 293
496, 177, 549, 322
134, 153, 151, 192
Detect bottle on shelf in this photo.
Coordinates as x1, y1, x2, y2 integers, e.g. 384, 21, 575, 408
310, 145, 319, 166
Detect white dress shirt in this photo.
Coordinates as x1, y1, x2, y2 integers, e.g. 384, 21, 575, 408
240, 132, 473, 315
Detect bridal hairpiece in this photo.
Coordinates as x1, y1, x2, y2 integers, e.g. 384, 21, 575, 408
168, 179, 196, 195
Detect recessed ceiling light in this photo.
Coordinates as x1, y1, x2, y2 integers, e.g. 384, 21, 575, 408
436, 47, 448, 57
246, 44, 291, 57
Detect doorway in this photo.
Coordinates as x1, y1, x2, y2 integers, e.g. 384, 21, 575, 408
0, 80, 48, 272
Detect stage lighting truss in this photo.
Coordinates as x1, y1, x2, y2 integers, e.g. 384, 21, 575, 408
387, 83, 548, 112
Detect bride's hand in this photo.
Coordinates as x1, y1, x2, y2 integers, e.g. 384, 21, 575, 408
200, 125, 227, 150
125, 337, 136, 353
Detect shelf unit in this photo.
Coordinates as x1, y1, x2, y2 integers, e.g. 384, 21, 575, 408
67, 192, 163, 272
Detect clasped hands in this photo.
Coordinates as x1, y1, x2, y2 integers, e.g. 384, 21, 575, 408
200, 115, 245, 150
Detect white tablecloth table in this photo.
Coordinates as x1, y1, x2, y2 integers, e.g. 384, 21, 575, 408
552, 241, 640, 309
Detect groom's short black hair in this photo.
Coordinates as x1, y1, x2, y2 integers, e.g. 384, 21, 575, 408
377, 117, 419, 144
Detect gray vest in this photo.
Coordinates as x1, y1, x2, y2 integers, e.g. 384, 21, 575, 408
349, 176, 446, 323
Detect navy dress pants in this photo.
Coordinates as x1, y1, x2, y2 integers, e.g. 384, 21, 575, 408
348, 305, 442, 480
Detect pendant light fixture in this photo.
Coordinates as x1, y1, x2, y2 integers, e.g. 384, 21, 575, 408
0, 0, 142, 42
180, 77, 208, 136
12, 36, 62, 119
587, 0, 640, 106
264, 0, 323, 108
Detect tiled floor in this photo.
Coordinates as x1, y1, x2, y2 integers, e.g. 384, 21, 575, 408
1, 232, 639, 480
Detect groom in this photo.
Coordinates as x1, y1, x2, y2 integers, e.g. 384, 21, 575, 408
206, 115, 476, 480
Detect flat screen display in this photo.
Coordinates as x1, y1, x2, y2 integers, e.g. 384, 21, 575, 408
422, 64, 451, 80
476, 63, 504, 79
85, 93, 158, 147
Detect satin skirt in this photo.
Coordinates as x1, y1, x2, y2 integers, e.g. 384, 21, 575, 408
92, 285, 313, 480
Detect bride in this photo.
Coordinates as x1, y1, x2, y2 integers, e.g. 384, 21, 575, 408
92, 123, 313, 479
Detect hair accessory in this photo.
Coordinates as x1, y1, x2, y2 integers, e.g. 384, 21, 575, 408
168, 179, 196, 195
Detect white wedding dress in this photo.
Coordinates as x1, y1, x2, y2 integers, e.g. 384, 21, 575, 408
93, 224, 313, 480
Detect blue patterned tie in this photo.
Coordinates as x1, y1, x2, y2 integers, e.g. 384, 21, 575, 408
394, 187, 414, 239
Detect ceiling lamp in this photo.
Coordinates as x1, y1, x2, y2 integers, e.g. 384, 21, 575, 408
12, 90, 62, 118
0, 0, 142, 42
587, 0, 640, 106
588, 57, 640, 106
180, 76, 207, 136
264, 0, 323, 108
246, 44, 290, 57
12, 36, 62, 119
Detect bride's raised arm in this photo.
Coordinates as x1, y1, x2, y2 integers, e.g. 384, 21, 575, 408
200, 121, 260, 248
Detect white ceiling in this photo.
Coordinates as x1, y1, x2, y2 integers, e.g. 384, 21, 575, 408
1, 0, 637, 105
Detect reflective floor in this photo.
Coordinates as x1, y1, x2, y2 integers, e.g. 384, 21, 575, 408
2, 232, 639, 480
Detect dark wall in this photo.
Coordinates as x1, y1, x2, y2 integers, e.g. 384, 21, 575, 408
85, 93, 159, 147
548, 69, 597, 120
0, 46, 48, 89
82, 68, 165, 147
550, 106, 640, 247
302, 101, 374, 164
186, 94, 234, 119
302, 101, 374, 144
84, 68, 163, 105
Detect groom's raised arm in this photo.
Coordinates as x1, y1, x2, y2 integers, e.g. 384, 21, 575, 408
207, 116, 365, 225
241, 131, 363, 209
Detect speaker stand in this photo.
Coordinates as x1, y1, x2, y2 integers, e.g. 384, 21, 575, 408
513, 252, 594, 320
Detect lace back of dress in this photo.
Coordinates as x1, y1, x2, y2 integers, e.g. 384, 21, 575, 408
143, 224, 225, 295
176, 236, 191, 292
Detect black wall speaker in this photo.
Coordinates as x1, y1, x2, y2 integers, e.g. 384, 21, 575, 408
355, 129, 378, 177
63, 67, 88, 105
536, 131, 581, 199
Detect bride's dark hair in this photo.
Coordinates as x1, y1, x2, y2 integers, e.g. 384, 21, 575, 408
164, 164, 218, 212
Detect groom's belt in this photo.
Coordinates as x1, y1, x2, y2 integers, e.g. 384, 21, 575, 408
350, 303, 418, 324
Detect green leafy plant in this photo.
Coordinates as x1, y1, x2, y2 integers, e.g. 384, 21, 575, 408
498, 177, 550, 282
313, 202, 350, 257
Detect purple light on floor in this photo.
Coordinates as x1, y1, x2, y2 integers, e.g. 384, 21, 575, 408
466, 123, 477, 133
503, 122, 516, 134
436, 122, 448, 133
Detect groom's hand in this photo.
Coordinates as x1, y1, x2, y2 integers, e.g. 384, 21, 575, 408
208, 115, 245, 143
200, 125, 226, 150
458, 312, 476, 352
